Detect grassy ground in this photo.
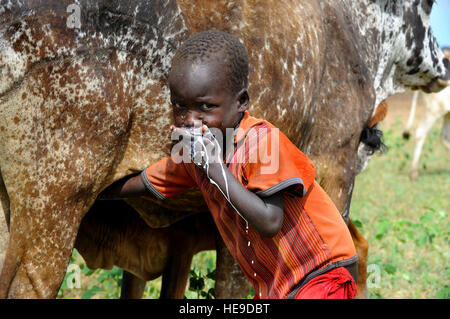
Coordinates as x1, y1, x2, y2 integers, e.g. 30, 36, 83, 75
350, 116, 449, 299
58, 96, 449, 299
58, 249, 218, 299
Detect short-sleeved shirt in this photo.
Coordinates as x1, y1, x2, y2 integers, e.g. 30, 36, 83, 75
141, 111, 357, 299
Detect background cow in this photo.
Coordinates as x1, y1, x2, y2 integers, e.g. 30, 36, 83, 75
403, 89, 450, 180
1, 0, 449, 298
402, 49, 450, 181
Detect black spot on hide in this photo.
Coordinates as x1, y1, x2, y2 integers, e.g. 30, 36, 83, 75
443, 58, 449, 70
429, 33, 439, 67
422, 0, 434, 15
404, 4, 425, 51
407, 67, 421, 75
385, 0, 400, 16
406, 55, 423, 67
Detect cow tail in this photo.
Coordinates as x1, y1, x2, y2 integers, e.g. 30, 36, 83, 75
360, 125, 387, 155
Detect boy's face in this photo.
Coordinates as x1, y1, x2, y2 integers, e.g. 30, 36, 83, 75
168, 58, 248, 135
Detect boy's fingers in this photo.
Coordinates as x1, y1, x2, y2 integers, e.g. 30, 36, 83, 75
203, 138, 213, 146
172, 127, 190, 137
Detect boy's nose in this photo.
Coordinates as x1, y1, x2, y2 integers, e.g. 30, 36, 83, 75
183, 110, 203, 128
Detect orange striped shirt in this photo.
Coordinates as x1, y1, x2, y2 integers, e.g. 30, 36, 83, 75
142, 111, 357, 298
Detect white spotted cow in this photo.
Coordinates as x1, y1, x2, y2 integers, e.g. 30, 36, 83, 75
402, 48, 450, 180
1, 0, 449, 299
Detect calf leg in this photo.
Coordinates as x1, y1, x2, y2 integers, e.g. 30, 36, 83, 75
215, 235, 249, 299
120, 270, 146, 299
160, 251, 194, 299
316, 164, 367, 298
348, 219, 368, 299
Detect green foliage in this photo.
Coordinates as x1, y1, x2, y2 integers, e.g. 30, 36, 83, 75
436, 285, 449, 299
352, 118, 449, 298
188, 268, 216, 299
58, 249, 123, 299
81, 286, 102, 299
352, 219, 363, 229
248, 286, 256, 299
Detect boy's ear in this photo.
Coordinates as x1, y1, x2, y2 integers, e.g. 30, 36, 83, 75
236, 88, 249, 111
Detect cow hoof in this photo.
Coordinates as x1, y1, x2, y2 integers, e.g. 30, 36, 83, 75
402, 131, 411, 140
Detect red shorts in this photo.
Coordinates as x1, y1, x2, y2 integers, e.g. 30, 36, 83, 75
294, 266, 357, 299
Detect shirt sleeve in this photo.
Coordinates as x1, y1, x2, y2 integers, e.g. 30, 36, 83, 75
241, 125, 316, 197
141, 157, 197, 199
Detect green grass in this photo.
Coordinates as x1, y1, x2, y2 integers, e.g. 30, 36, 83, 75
58, 249, 218, 299
59, 116, 449, 299
351, 117, 449, 299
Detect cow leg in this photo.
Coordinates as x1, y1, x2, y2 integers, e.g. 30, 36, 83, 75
348, 219, 368, 299
0, 203, 90, 298
0, 207, 8, 273
215, 235, 249, 299
120, 270, 146, 299
318, 166, 368, 299
0, 172, 10, 272
441, 112, 450, 153
410, 107, 441, 181
0, 190, 92, 298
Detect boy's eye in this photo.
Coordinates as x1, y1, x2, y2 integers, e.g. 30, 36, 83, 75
200, 103, 216, 110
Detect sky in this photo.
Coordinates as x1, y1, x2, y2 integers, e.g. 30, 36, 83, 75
430, 0, 450, 48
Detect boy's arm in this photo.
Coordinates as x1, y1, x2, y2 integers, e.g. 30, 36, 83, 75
207, 162, 284, 238
171, 125, 284, 237
97, 173, 150, 200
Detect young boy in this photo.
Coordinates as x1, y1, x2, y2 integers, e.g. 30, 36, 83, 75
100, 30, 358, 299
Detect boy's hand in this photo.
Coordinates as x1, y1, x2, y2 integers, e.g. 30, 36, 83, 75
170, 125, 222, 169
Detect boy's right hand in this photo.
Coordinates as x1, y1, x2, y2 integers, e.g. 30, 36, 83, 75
170, 125, 221, 169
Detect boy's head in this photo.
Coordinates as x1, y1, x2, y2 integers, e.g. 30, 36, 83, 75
168, 30, 249, 133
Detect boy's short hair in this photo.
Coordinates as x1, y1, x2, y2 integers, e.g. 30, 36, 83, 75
171, 30, 249, 94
